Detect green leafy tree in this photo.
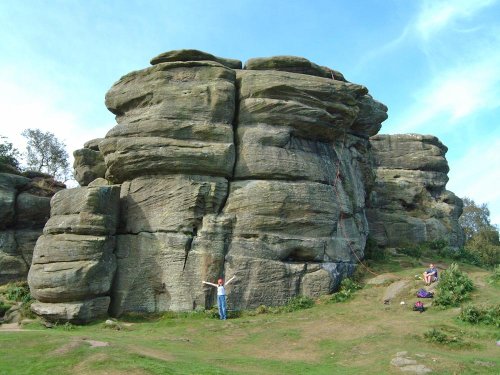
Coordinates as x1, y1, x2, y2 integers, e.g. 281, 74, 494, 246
459, 197, 495, 241
465, 229, 500, 267
0, 135, 21, 173
459, 197, 500, 267
22, 129, 69, 181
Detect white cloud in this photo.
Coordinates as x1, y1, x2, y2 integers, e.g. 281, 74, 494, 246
416, 0, 497, 39
448, 139, 500, 226
388, 49, 500, 134
0, 68, 110, 182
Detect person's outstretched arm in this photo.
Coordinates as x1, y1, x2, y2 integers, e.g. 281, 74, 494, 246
225, 276, 236, 285
202, 281, 218, 287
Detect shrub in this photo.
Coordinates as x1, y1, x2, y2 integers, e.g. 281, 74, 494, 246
488, 265, 500, 285
436, 247, 482, 266
0, 301, 12, 317
429, 239, 448, 251
330, 278, 362, 303
255, 305, 269, 315
363, 236, 387, 261
434, 263, 474, 308
465, 243, 500, 268
282, 296, 315, 312
397, 243, 424, 259
459, 304, 500, 327
423, 328, 467, 347
5, 282, 33, 304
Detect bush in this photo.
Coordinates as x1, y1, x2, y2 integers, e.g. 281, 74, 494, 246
428, 239, 448, 251
397, 243, 424, 259
465, 244, 500, 268
330, 278, 362, 303
436, 247, 482, 266
364, 236, 387, 261
282, 296, 315, 312
5, 282, 33, 304
459, 304, 500, 327
423, 328, 467, 347
0, 301, 12, 317
488, 265, 500, 285
434, 263, 474, 308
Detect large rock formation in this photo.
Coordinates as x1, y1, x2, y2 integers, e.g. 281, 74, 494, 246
29, 50, 462, 322
367, 134, 464, 248
0, 172, 64, 284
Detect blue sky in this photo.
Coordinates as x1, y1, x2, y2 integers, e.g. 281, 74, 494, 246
1, 0, 499, 225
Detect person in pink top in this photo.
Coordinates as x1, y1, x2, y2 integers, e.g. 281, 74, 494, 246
202, 275, 236, 320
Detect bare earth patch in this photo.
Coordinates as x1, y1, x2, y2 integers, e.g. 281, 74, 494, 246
51, 337, 110, 355
127, 345, 175, 361
0, 323, 24, 332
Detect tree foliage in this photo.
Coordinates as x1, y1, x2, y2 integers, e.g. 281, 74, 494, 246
22, 129, 70, 181
459, 197, 500, 267
0, 135, 21, 173
459, 197, 495, 241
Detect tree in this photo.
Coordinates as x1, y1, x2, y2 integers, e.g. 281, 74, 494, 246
0, 135, 21, 173
459, 197, 495, 241
460, 197, 500, 267
22, 129, 69, 181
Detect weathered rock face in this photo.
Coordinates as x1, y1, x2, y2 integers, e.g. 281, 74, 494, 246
366, 134, 464, 248
28, 184, 120, 323
28, 50, 461, 322
73, 138, 106, 186
36, 51, 389, 320
0, 172, 64, 284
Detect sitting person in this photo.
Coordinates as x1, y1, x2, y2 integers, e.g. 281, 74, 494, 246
423, 263, 438, 285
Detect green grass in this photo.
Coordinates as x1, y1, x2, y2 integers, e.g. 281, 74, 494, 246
1, 258, 499, 374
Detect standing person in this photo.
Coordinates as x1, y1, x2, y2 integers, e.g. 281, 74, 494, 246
423, 264, 438, 285
202, 275, 236, 320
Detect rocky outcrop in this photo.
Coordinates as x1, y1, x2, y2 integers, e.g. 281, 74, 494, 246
73, 138, 106, 186
29, 51, 389, 320
28, 184, 120, 323
27, 50, 462, 322
0, 172, 64, 284
367, 134, 464, 248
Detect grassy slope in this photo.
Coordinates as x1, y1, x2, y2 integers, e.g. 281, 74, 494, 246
0, 259, 499, 375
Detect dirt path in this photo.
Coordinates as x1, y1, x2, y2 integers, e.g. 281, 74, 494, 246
0, 323, 41, 332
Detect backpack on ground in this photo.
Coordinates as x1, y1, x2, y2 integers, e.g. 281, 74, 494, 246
417, 288, 433, 298
413, 301, 425, 313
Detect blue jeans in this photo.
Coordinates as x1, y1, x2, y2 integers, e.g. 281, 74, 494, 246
217, 295, 227, 320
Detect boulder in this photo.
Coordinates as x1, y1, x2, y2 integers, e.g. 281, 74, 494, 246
245, 55, 346, 81
15, 192, 51, 228
73, 148, 106, 186
0, 173, 62, 284
367, 134, 464, 248
28, 185, 120, 321
351, 94, 388, 138
102, 61, 236, 183
150, 49, 242, 69
30, 297, 110, 324
0, 173, 31, 228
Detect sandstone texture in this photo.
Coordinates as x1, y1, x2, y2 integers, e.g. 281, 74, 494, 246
28, 185, 120, 322
0, 172, 64, 284
367, 134, 464, 248
25, 50, 463, 322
